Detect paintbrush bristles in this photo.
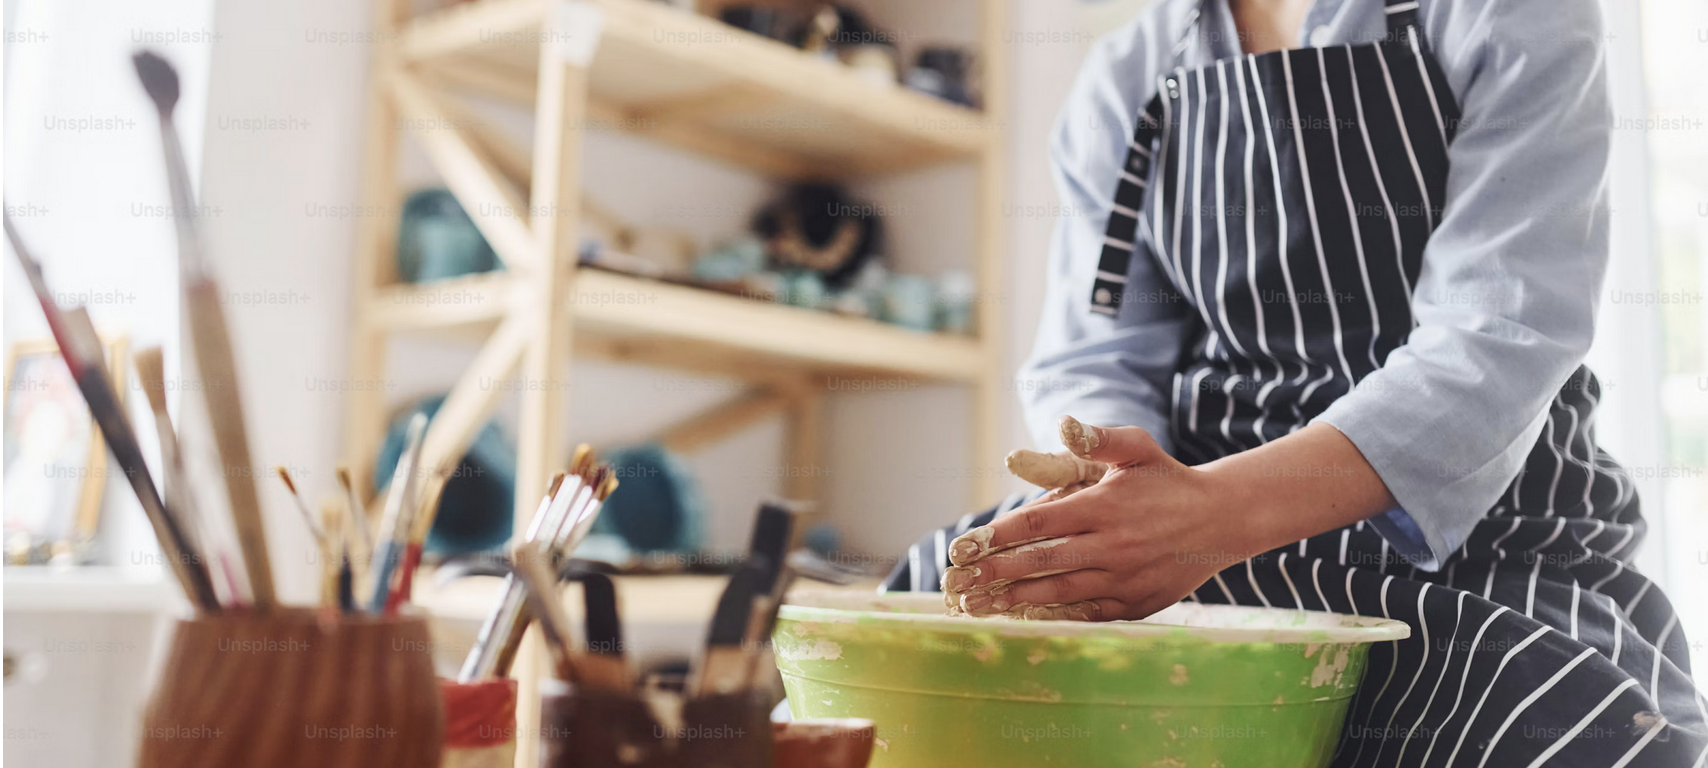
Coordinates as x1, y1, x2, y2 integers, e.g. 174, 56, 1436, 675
131, 51, 180, 113
274, 466, 325, 543
570, 444, 595, 478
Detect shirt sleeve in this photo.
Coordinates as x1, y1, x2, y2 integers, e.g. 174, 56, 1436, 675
1313, 0, 1615, 570
1016, 15, 1198, 455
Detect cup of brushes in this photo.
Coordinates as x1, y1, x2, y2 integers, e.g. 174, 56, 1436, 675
442, 450, 619, 768
17, 48, 864, 768
499, 504, 800, 768
4, 49, 464, 767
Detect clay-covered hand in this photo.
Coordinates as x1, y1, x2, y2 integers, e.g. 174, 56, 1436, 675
944, 416, 1254, 622
937, 430, 1110, 618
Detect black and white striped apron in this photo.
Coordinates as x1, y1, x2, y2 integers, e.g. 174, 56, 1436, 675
886, 1, 1707, 764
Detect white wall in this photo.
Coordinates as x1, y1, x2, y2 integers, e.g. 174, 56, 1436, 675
4, 0, 214, 763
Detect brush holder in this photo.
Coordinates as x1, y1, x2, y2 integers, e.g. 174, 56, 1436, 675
538, 680, 773, 768
440, 678, 517, 768
137, 608, 444, 768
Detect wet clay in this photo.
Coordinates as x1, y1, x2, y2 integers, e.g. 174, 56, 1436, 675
946, 598, 1100, 621
948, 527, 1058, 567
1005, 450, 1108, 490
1057, 415, 1101, 459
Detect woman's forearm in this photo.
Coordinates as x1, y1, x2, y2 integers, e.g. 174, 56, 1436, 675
1198, 423, 1398, 558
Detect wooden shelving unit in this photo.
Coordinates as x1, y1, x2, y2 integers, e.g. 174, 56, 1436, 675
342, 0, 1006, 763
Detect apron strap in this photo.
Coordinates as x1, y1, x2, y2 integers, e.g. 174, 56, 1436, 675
1384, 0, 1422, 43
1171, 1, 1205, 60
1089, 97, 1164, 316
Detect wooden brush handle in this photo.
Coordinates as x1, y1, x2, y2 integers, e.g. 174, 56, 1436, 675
185, 281, 275, 608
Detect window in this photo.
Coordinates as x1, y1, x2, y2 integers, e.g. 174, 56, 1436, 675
1637, 0, 1708, 674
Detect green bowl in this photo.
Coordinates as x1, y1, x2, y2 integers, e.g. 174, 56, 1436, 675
774, 592, 1408, 768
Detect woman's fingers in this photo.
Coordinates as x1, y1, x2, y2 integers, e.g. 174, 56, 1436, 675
960, 568, 1112, 615
942, 536, 1089, 592
1005, 449, 1108, 489
1059, 416, 1168, 468
947, 495, 1097, 565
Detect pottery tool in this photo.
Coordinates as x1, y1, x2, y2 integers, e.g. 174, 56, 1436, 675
135, 51, 276, 609
691, 563, 764, 697
746, 504, 796, 603
6, 218, 220, 611
368, 413, 427, 613
742, 504, 797, 687
510, 541, 579, 681
576, 572, 630, 692
274, 467, 326, 545
458, 472, 572, 682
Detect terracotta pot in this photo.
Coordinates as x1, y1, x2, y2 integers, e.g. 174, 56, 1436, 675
538, 680, 772, 768
137, 608, 443, 767
440, 678, 517, 768
773, 719, 875, 768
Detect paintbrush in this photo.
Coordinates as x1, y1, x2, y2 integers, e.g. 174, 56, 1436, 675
368, 413, 427, 613
457, 476, 569, 681
510, 541, 580, 682
275, 467, 326, 545
577, 572, 630, 692
318, 502, 341, 609
136, 347, 247, 609
335, 467, 374, 575
134, 50, 276, 609
336, 516, 356, 614
489, 463, 611, 677
552, 469, 618, 562
133, 348, 207, 562
387, 461, 449, 612
6, 218, 220, 611
691, 564, 765, 697
484, 472, 589, 679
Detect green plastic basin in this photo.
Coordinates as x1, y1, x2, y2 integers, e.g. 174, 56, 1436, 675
774, 592, 1408, 768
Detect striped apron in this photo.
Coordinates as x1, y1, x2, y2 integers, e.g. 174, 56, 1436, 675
885, 1, 1708, 764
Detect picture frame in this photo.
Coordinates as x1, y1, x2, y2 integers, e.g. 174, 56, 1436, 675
2, 334, 129, 565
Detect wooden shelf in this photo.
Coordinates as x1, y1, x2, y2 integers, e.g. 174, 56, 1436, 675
371, 270, 990, 383
349, 1, 1007, 763
399, 0, 991, 178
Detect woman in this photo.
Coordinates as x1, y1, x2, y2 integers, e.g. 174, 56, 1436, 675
886, 0, 1706, 764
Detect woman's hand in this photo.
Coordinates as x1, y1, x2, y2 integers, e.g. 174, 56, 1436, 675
943, 417, 1398, 621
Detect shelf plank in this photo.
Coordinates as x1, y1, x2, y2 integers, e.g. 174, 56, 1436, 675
571, 270, 989, 382
371, 270, 989, 383
398, 0, 990, 178
367, 272, 514, 329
